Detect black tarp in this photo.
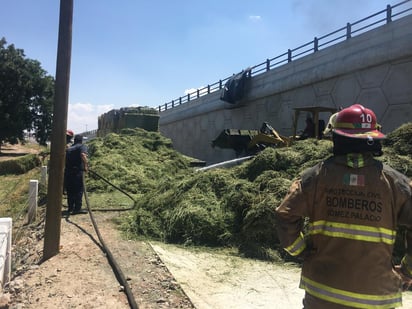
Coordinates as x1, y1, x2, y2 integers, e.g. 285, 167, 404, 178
220, 68, 251, 104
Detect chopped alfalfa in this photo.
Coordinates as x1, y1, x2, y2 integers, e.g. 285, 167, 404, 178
88, 124, 411, 261
383, 122, 412, 156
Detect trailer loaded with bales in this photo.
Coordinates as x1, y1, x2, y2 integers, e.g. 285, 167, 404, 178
97, 106, 160, 137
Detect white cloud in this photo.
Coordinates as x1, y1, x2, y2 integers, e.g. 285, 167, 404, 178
68, 102, 113, 134
249, 15, 262, 22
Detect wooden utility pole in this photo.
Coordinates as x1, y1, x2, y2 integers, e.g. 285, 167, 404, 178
43, 0, 73, 260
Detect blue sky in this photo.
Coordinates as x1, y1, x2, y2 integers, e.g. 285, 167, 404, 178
1, 0, 406, 134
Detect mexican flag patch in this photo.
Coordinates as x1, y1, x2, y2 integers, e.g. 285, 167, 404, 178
343, 173, 365, 186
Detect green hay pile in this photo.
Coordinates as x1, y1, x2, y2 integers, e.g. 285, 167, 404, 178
118, 137, 333, 260
383, 122, 412, 156
88, 125, 412, 261
381, 122, 412, 177
86, 128, 192, 194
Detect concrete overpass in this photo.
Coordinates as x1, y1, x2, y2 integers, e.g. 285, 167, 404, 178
159, 2, 412, 164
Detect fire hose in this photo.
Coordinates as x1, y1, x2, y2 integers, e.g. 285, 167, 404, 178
88, 169, 136, 206
82, 169, 138, 309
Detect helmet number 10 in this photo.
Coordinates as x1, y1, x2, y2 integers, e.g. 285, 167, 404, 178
360, 113, 372, 123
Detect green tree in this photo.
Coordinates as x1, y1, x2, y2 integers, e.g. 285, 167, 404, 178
0, 37, 54, 151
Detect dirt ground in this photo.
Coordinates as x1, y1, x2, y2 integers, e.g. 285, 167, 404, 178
7, 208, 304, 309
0, 143, 40, 161
8, 210, 195, 309
7, 208, 412, 309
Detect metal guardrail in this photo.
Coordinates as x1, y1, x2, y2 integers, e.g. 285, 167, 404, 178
74, 129, 97, 142
158, 0, 412, 113
81, 129, 98, 140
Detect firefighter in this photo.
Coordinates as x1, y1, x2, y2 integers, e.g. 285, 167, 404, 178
275, 104, 412, 308
66, 129, 74, 147
65, 134, 88, 214
63, 129, 75, 195
298, 116, 316, 140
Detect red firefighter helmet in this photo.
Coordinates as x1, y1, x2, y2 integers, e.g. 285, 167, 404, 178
66, 129, 74, 137
333, 104, 385, 139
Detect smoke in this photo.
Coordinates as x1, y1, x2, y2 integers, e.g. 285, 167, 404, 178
291, 0, 389, 35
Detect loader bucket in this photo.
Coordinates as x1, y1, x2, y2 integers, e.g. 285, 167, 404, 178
212, 129, 258, 155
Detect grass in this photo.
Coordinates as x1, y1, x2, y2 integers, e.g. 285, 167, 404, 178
0, 167, 43, 219
0, 166, 47, 247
